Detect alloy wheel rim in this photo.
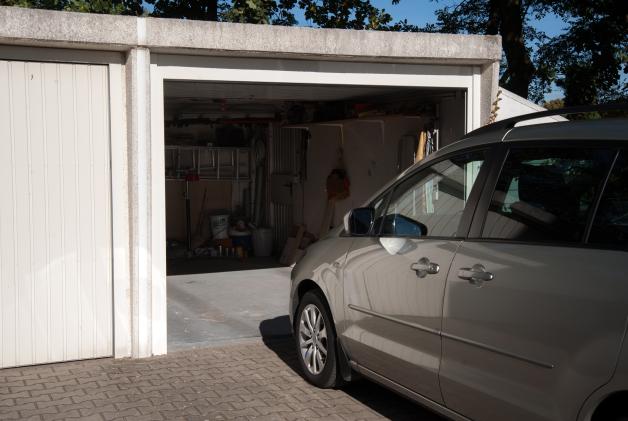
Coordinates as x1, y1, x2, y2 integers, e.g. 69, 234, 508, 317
298, 304, 328, 375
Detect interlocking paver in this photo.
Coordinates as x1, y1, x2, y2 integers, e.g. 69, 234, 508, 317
1, 338, 444, 420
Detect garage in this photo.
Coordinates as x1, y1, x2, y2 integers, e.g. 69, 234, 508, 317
156, 60, 474, 349
162, 81, 466, 273
162, 80, 466, 348
0, 6, 502, 363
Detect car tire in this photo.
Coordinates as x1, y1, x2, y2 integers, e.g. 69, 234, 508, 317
294, 290, 340, 388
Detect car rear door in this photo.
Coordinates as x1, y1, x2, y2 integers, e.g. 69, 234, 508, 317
341, 148, 490, 403
440, 142, 628, 421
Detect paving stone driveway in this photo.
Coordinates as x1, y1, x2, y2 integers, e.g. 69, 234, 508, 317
0, 338, 446, 421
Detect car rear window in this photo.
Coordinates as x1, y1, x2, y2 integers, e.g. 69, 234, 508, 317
481, 147, 614, 243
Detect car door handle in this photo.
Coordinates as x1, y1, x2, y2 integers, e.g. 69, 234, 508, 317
411, 257, 440, 278
458, 264, 494, 285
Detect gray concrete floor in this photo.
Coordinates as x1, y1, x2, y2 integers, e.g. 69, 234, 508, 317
167, 267, 293, 351
167, 256, 284, 276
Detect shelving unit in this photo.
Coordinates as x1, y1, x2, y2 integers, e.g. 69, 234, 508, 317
165, 145, 251, 180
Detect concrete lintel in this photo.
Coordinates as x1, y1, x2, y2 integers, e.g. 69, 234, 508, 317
144, 17, 502, 63
0, 6, 501, 65
0, 6, 137, 51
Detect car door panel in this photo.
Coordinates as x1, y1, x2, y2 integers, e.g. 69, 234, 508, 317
342, 237, 460, 403
441, 243, 628, 421
340, 149, 489, 404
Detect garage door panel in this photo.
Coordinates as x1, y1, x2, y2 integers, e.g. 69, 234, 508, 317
42, 62, 66, 364
9, 61, 35, 367
0, 60, 17, 368
90, 65, 113, 357
76, 63, 97, 359
26, 61, 51, 365
58, 62, 82, 362
0, 60, 113, 368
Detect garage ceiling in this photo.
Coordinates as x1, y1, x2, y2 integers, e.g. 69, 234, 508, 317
164, 81, 458, 121
164, 81, 430, 102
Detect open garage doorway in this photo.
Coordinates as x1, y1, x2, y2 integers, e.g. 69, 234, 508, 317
162, 80, 466, 350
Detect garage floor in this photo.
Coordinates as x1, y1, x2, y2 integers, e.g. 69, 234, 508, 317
168, 267, 293, 351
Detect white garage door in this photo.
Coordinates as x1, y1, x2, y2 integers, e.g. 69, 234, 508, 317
0, 60, 113, 368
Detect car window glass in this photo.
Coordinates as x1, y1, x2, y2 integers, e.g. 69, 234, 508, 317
482, 147, 613, 243
381, 151, 485, 237
370, 192, 389, 235
589, 150, 628, 249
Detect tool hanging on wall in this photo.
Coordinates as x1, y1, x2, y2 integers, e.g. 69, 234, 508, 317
319, 147, 350, 239
415, 127, 439, 163
184, 172, 200, 255
193, 187, 208, 245
253, 137, 266, 227
416, 130, 427, 162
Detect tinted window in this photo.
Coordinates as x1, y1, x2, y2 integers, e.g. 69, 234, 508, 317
482, 147, 613, 243
382, 151, 485, 237
589, 150, 628, 248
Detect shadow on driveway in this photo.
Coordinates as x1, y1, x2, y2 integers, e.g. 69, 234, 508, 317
259, 317, 445, 421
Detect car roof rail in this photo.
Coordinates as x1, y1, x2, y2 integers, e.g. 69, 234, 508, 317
463, 102, 628, 138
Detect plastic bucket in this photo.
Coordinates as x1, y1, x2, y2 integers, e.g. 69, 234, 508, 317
211, 215, 230, 239
252, 228, 273, 257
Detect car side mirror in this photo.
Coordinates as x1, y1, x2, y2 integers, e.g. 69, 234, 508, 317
344, 207, 375, 236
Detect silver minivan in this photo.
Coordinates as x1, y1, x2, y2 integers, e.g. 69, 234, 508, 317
289, 110, 628, 421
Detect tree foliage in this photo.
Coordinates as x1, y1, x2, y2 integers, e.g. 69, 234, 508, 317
427, 0, 627, 105
296, 0, 394, 30
0, 0, 143, 15
537, 0, 627, 106
223, 0, 297, 25
146, 0, 219, 20
424, 0, 551, 100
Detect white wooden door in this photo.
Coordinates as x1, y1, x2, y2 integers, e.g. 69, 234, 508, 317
0, 60, 113, 368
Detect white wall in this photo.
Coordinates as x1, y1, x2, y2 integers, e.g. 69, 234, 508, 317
293, 116, 431, 234
439, 93, 466, 147
496, 88, 566, 124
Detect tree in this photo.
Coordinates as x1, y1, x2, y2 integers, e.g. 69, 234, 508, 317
223, 0, 297, 25
0, 0, 144, 15
537, 0, 627, 106
423, 0, 627, 105
424, 0, 543, 100
146, 0, 220, 20
296, 0, 395, 30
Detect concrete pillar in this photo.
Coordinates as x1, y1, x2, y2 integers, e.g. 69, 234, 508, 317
480, 61, 501, 126
126, 46, 163, 358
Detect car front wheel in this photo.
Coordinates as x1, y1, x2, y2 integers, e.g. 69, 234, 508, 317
295, 290, 339, 388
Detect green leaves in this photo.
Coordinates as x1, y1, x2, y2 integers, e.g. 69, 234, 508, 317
296, 0, 394, 30
223, 0, 297, 25
0, 0, 143, 14
428, 0, 627, 105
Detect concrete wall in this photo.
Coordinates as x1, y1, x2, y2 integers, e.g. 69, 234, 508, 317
496, 88, 567, 124
0, 6, 501, 65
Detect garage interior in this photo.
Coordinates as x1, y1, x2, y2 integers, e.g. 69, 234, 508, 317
163, 80, 466, 349
164, 81, 466, 274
